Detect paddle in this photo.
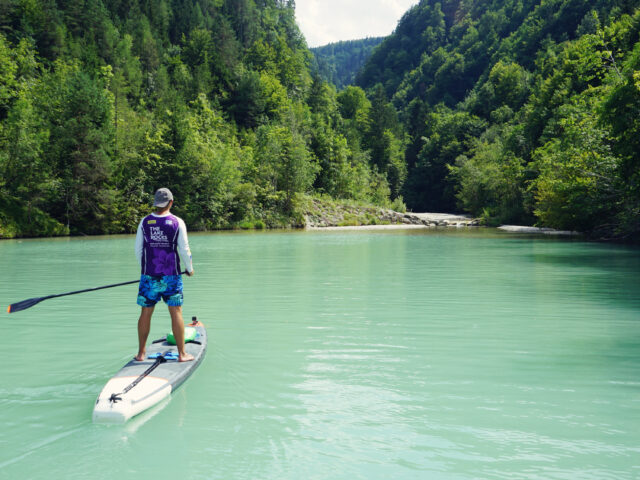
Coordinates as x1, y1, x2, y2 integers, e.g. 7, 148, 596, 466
7, 272, 189, 313
7, 279, 140, 313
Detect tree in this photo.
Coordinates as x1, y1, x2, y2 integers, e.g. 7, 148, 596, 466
41, 67, 115, 233
0, 33, 19, 119
529, 96, 621, 233
449, 138, 526, 224
362, 84, 406, 197
176, 94, 244, 229
405, 106, 486, 212
337, 85, 370, 121
256, 123, 317, 212
227, 69, 267, 128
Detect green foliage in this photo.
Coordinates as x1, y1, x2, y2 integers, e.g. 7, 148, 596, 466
0, 95, 51, 217
3, 0, 640, 241
449, 139, 526, 224
176, 94, 244, 229
226, 69, 267, 128
357, 1, 447, 98
255, 123, 318, 211
311, 37, 384, 89
529, 96, 620, 232
467, 61, 532, 118
406, 105, 486, 212
353, 0, 640, 240
0, 1, 403, 238
362, 85, 407, 198
44, 68, 115, 234
337, 85, 371, 121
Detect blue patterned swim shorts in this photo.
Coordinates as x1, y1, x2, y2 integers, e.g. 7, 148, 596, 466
137, 274, 184, 307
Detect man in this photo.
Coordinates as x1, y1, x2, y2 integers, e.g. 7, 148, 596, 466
134, 187, 195, 362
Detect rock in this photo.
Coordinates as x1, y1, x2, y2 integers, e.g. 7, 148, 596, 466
302, 198, 482, 230
498, 225, 580, 236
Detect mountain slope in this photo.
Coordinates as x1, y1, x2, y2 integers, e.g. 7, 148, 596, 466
0, 0, 402, 237
355, 0, 640, 239
311, 37, 384, 89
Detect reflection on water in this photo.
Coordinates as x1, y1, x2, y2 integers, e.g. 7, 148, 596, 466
1, 229, 639, 479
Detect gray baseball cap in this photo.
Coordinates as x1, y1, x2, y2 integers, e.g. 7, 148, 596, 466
153, 188, 173, 207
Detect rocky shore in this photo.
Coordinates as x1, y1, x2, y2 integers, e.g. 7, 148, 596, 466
301, 198, 479, 229
497, 225, 580, 236
301, 198, 580, 235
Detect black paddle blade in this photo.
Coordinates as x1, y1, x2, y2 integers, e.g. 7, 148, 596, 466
7, 297, 45, 313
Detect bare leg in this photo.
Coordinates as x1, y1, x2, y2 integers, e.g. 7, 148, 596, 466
136, 306, 155, 361
169, 305, 194, 362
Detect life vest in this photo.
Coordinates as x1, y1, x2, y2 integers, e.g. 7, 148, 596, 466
141, 214, 181, 276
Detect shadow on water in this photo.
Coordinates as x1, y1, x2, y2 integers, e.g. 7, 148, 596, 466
531, 248, 640, 272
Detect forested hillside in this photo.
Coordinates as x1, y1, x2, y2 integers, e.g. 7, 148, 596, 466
357, 0, 640, 240
311, 37, 384, 89
0, 0, 404, 237
2, 1, 639, 241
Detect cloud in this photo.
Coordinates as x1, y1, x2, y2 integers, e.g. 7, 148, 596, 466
295, 0, 418, 47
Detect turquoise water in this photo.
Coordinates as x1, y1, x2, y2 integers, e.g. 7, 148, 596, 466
1, 228, 639, 479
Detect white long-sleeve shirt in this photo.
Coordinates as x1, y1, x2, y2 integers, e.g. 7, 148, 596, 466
135, 212, 193, 273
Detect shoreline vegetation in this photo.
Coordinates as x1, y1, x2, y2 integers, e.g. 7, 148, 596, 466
1, 2, 639, 243
1, 195, 580, 239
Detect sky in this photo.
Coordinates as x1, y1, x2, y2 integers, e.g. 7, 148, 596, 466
294, 0, 419, 48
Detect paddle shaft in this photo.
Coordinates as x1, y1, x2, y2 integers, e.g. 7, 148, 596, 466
43, 279, 140, 300
7, 272, 188, 313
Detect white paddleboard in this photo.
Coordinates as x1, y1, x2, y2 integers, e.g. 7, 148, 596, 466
93, 317, 207, 423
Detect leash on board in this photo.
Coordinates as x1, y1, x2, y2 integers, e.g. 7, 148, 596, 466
108, 353, 169, 403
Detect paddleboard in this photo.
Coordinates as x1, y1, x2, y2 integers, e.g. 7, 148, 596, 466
93, 317, 207, 423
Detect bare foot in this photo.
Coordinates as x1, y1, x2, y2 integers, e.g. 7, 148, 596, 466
134, 352, 146, 361
179, 353, 195, 362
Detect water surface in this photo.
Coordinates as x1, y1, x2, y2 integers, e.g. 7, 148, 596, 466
1, 229, 639, 479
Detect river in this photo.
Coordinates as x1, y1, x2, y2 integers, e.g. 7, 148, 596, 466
1, 228, 639, 479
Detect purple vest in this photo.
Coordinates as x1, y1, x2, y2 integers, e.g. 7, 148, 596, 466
141, 214, 181, 276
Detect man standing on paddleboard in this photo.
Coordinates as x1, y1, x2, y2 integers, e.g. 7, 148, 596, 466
134, 188, 195, 362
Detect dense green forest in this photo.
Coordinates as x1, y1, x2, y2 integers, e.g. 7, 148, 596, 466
0, 0, 404, 237
357, 0, 640, 240
311, 37, 384, 89
1, 0, 639, 241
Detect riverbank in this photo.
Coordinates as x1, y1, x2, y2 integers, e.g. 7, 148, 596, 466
300, 197, 583, 236
300, 197, 479, 229
0, 194, 582, 238
498, 225, 581, 236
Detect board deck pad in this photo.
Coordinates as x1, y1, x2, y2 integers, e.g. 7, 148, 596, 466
93, 319, 207, 423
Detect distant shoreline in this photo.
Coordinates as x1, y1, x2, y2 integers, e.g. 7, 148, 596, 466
0, 210, 581, 240
301, 197, 480, 229
497, 225, 581, 236
304, 205, 581, 236
306, 221, 581, 236
305, 212, 477, 230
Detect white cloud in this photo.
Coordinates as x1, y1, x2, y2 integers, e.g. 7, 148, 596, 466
295, 0, 418, 47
